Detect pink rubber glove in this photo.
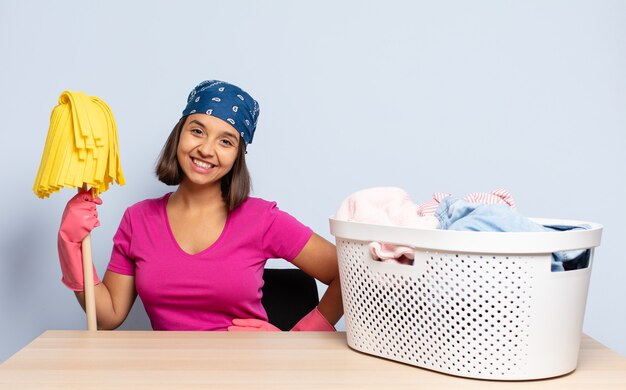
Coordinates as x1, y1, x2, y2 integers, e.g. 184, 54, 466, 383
290, 307, 336, 332
228, 318, 281, 332
57, 190, 102, 291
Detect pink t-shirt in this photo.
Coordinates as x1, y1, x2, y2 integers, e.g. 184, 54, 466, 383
107, 193, 313, 331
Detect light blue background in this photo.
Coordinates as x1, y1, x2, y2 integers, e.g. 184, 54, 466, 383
1, 0, 624, 362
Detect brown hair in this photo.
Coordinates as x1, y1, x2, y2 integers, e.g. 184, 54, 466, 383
155, 117, 251, 211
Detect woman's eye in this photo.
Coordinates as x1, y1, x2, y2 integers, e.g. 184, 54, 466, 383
221, 139, 234, 147
190, 128, 203, 135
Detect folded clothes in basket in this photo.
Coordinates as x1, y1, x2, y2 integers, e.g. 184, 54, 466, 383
336, 187, 590, 271
417, 188, 516, 216
335, 187, 438, 264
435, 196, 591, 272
335, 188, 519, 264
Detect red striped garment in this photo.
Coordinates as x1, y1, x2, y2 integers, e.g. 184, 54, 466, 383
417, 189, 516, 216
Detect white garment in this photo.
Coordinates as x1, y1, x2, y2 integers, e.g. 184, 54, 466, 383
335, 187, 439, 263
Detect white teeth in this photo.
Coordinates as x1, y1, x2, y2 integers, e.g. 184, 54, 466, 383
192, 158, 214, 169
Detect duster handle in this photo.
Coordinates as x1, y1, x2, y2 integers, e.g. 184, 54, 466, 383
82, 234, 97, 331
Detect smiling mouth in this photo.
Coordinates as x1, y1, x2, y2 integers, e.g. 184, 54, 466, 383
192, 158, 215, 169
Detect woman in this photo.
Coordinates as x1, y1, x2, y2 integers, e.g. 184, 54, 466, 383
57, 80, 343, 331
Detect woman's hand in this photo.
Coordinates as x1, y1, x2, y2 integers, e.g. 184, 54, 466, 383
290, 307, 335, 331
58, 190, 102, 291
228, 318, 281, 332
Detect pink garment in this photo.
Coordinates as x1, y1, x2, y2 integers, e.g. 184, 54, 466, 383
107, 193, 313, 331
417, 188, 516, 216
335, 187, 439, 264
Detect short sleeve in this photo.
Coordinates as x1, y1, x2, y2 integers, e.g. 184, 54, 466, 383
107, 209, 135, 276
262, 204, 313, 261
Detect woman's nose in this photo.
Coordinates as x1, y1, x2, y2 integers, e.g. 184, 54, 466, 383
197, 140, 215, 156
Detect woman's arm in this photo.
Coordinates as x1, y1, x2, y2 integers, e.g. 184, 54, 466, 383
73, 271, 137, 330
291, 233, 343, 324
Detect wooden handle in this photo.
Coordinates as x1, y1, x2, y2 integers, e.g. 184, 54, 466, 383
81, 234, 97, 331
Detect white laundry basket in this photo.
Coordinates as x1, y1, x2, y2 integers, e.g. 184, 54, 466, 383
329, 217, 602, 380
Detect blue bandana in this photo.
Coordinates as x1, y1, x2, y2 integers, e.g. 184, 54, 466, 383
181, 80, 260, 146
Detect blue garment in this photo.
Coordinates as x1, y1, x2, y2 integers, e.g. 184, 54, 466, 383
182, 80, 260, 147
435, 197, 589, 272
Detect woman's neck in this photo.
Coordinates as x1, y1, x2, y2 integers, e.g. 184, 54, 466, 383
170, 180, 226, 212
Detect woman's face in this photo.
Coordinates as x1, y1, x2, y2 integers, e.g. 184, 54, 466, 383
177, 113, 241, 187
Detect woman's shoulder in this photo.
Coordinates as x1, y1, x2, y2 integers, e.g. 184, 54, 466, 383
235, 196, 277, 214
124, 192, 171, 216
233, 196, 304, 224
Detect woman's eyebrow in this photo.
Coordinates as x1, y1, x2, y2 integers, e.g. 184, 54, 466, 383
188, 119, 206, 128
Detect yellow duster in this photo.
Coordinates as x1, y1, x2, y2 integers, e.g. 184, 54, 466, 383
33, 91, 125, 198
33, 91, 125, 330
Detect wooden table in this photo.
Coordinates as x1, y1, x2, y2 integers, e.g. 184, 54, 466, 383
1, 331, 625, 389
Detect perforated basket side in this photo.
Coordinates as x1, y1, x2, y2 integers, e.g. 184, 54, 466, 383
336, 236, 593, 380
331, 218, 600, 380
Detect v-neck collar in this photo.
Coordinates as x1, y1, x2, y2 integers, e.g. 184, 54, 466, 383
162, 192, 232, 256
